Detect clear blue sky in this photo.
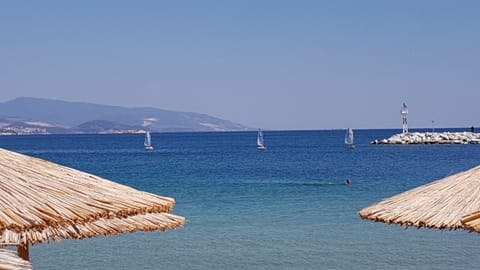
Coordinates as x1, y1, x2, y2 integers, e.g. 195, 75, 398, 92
1, 1, 479, 130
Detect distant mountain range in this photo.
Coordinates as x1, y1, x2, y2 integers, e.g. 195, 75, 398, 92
0, 97, 248, 134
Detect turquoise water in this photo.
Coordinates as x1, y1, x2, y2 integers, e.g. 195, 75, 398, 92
2, 129, 480, 269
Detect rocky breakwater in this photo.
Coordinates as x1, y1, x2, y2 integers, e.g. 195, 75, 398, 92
371, 132, 480, 145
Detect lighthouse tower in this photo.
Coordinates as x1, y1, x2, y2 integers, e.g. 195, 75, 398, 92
401, 103, 408, 134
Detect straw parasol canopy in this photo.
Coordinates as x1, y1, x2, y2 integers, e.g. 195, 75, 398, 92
0, 249, 32, 270
0, 147, 185, 260
359, 165, 480, 232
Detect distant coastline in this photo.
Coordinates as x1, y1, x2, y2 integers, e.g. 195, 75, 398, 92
0, 128, 146, 136
0, 97, 249, 134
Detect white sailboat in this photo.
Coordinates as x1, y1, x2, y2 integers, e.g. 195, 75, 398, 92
144, 130, 154, 151
257, 129, 267, 150
345, 128, 355, 149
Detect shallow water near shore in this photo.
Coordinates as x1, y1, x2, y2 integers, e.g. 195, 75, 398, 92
2, 129, 480, 269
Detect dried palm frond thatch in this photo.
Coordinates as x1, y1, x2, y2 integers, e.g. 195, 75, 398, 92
461, 210, 480, 232
0, 147, 185, 247
359, 165, 480, 232
0, 249, 32, 270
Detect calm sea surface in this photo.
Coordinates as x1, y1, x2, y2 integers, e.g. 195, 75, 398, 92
2, 129, 480, 270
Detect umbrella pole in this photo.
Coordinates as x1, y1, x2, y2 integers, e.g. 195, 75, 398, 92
17, 243, 29, 261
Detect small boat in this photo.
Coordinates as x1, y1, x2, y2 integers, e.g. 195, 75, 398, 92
257, 129, 267, 150
144, 130, 154, 151
345, 128, 355, 149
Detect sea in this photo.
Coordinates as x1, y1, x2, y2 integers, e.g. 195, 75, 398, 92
2, 129, 480, 270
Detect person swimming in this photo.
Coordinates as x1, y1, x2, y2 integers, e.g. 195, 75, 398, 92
345, 179, 352, 185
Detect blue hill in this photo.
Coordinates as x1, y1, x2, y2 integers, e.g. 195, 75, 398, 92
0, 97, 248, 133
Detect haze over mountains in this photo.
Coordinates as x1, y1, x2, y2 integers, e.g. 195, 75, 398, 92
0, 97, 248, 134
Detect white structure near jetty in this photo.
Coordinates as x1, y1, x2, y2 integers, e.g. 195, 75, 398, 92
371, 132, 480, 145
401, 103, 408, 134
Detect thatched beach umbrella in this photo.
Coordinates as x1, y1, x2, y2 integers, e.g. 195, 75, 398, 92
0, 148, 185, 261
359, 165, 480, 232
0, 249, 32, 270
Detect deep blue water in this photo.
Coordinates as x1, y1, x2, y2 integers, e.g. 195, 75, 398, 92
2, 129, 480, 270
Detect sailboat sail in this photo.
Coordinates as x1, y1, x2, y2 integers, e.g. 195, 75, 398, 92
144, 130, 153, 150
257, 129, 266, 150
345, 128, 354, 147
